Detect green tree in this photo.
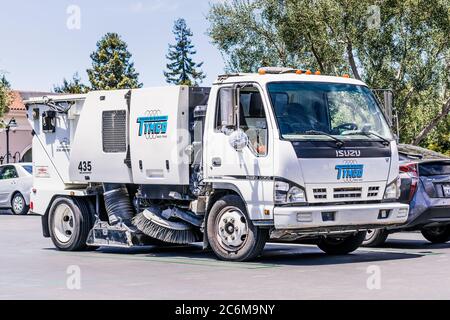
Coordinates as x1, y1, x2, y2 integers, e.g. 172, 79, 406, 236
164, 18, 206, 86
207, 0, 450, 150
0, 74, 12, 119
53, 72, 89, 94
0, 74, 10, 87
87, 33, 142, 90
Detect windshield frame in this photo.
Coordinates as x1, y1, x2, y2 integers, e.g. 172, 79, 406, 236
265, 81, 394, 143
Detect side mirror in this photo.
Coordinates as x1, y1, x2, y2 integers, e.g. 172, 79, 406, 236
383, 90, 394, 125
393, 133, 399, 143
373, 88, 399, 137
228, 129, 248, 152
219, 87, 238, 128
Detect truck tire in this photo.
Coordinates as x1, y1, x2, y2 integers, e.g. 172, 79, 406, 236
318, 231, 366, 255
48, 197, 95, 251
421, 226, 450, 244
362, 229, 389, 247
207, 195, 268, 261
11, 192, 29, 215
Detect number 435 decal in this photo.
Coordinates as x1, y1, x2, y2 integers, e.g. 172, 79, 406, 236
78, 161, 92, 173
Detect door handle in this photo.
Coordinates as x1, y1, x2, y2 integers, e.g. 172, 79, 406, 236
212, 157, 222, 167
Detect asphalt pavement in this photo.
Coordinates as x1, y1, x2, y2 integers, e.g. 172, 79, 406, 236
1, 213, 450, 299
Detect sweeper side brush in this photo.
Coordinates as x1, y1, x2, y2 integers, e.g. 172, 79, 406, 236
132, 209, 199, 244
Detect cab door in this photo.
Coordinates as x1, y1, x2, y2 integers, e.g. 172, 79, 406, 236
204, 84, 274, 220
0, 165, 18, 206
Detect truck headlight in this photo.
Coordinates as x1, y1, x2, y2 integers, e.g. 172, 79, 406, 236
384, 178, 401, 200
287, 186, 306, 203
275, 181, 307, 204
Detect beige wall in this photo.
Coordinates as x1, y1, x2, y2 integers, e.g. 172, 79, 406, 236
0, 110, 32, 164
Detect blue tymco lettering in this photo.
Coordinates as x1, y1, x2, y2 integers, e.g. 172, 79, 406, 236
137, 116, 168, 136
335, 164, 364, 180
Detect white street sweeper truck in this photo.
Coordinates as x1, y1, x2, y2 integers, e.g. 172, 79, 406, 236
25, 67, 409, 261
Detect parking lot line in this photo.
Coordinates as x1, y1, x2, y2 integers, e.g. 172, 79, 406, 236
358, 247, 443, 256
62, 252, 282, 270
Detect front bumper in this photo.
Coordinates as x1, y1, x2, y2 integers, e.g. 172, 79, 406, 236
273, 202, 409, 230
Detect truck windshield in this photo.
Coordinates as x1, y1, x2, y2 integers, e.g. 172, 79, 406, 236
267, 82, 393, 142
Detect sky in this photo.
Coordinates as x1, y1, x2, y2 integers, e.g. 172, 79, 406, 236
0, 0, 226, 91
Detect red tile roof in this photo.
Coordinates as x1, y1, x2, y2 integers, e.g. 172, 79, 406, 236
8, 91, 25, 111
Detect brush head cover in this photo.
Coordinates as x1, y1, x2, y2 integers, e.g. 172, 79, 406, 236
132, 209, 199, 244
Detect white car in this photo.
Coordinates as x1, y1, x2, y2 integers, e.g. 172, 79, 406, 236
0, 163, 32, 215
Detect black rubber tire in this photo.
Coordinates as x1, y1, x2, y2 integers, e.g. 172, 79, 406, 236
48, 197, 95, 251
11, 192, 29, 215
318, 231, 366, 255
362, 229, 389, 247
421, 226, 450, 244
207, 195, 268, 262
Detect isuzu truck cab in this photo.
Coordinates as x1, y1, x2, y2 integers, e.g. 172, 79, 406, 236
26, 67, 409, 261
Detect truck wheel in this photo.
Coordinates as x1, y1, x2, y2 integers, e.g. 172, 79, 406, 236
318, 231, 366, 255
362, 229, 388, 247
421, 226, 450, 244
11, 192, 29, 215
48, 197, 94, 251
207, 195, 268, 261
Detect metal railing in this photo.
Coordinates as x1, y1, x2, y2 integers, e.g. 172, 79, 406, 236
0, 151, 21, 165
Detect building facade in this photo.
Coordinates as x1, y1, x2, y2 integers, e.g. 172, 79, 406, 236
0, 91, 51, 164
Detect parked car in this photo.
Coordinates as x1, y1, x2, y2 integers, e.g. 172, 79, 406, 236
364, 144, 450, 246
0, 163, 32, 215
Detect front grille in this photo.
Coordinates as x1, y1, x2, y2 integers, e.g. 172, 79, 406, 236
367, 186, 380, 197
313, 188, 327, 199
333, 187, 362, 199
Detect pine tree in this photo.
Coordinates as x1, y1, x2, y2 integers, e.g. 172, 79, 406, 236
87, 33, 142, 90
0, 74, 12, 119
164, 18, 206, 86
0, 74, 10, 88
54, 72, 89, 94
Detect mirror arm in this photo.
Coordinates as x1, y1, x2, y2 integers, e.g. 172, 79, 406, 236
233, 84, 240, 129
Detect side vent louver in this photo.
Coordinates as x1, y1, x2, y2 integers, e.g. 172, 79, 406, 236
102, 110, 127, 153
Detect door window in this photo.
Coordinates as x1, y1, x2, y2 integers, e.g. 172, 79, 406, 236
0, 166, 18, 180
215, 87, 234, 130
239, 89, 268, 156
21, 165, 33, 175
214, 86, 269, 156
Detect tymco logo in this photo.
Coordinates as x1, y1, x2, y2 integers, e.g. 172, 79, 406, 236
137, 110, 168, 139
335, 161, 364, 181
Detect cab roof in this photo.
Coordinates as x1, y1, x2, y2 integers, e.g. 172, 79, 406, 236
215, 71, 367, 87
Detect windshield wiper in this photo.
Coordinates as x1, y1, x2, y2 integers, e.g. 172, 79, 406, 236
304, 130, 345, 147
344, 130, 390, 146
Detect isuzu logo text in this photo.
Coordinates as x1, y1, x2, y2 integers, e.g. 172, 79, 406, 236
335, 164, 364, 180
336, 150, 361, 157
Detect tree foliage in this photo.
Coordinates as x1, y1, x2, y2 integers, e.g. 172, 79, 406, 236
164, 18, 206, 86
207, 0, 450, 152
53, 72, 89, 94
87, 33, 142, 90
0, 74, 12, 119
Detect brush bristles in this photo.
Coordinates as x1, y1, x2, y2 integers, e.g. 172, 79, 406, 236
132, 212, 198, 244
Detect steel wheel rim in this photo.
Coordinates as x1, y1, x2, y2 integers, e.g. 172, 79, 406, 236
12, 195, 24, 214
365, 229, 377, 242
53, 204, 75, 243
216, 207, 249, 252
